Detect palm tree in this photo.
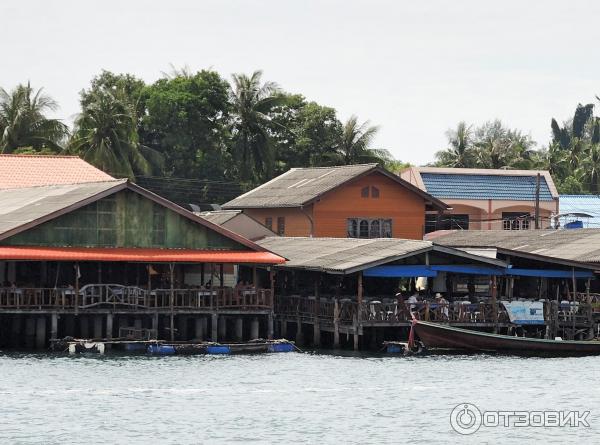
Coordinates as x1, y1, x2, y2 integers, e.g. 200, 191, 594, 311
69, 90, 162, 179
434, 121, 474, 167
230, 70, 288, 182
0, 82, 68, 153
331, 115, 391, 165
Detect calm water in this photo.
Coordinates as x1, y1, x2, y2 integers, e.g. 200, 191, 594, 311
0, 351, 597, 444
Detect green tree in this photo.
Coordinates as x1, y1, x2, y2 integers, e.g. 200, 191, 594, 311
230, 70, 288, 182
330, 115, 392, 165
142, 70, 232, 180
69, 89, 162, 179
0, 82, 68, 153
81, 71, 147, 122
269, 95, 342, 172
434, 121, 474, 167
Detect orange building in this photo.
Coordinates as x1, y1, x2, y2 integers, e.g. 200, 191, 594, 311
222, 164, 448, 240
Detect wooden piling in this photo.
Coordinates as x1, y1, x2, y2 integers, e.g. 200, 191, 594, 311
352, 314, 359, 351
106, 314, 113, 340
50, 313, 58, 340
250, 317, 259, 340
35, 316, 46, 349
267, 313, 274, 340
235, 318, 243, 341
211, 313, 218, 342
333, 298, 340, 348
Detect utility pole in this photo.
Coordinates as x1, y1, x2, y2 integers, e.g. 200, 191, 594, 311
534, 173, 541, 229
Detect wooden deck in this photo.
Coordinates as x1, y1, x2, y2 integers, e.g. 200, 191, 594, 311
0, 285, 273, 313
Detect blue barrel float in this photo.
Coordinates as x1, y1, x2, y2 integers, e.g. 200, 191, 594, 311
147, 344, 176, 355
206, 345, 231, 355
268, 342, 295, 353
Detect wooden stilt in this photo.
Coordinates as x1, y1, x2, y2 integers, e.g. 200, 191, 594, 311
169, 263, 174, 341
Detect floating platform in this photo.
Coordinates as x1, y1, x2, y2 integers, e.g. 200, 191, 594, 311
52, 337, 296, 355
147, 339, 296, 356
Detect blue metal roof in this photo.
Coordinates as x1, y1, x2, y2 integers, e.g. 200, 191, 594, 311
559, 195, 600, 228
420, 173, 554, 201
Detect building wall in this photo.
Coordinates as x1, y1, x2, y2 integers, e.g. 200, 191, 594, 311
2, 190, 247, 250
435, 199, 558, 230
313, 172, 425, 239
243, 206, 314, 237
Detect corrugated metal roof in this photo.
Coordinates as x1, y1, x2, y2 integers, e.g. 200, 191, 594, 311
0, 154, 115, 189
222, 164, 448, 210
420, 173, 554, 201
256, 236, 504, 274
0, 180, 127, 239
0, 246, 284, 263
195, 210, 242, 225
429, 229, 600, 265
559, 195, 600, 228
223, 164, 377, 208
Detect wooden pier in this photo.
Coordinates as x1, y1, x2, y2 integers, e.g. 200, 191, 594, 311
275, 295, 600, 350
0, 284, 275, 349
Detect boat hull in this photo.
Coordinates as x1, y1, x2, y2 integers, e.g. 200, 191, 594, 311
414, 321, 600, 356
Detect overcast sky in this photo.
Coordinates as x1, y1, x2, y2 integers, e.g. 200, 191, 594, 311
2, 0, 599, 165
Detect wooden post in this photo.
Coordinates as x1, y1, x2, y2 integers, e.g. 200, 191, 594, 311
491, 275, 498, 333
269, 269, 275, 309
50, 312, 58, 340
211, 313, 218, 342
267, 313, 274, 340
313, 274, 321, 347
333, 298, 340, 348
106, 313, 113, 340
219, 264, 224, 288
507, 277, 514, 300
147, 264, 152, 307
352, 313, 359, 351
572, 269, 576, 339
169, 263, 175, 341
357, 271, 363, 325
75, 262, 79, 315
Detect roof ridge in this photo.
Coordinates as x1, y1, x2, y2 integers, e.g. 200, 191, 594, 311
0, 154, 81, 158
0, 178, 126, 191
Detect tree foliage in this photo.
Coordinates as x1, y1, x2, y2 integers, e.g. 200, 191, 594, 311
0, 83, 68, 153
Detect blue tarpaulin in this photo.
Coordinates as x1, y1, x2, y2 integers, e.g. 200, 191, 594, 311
363, 265, 594, 279
429, 265, 505, 275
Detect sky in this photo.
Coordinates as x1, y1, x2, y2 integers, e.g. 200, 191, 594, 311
2, 0, 599, 165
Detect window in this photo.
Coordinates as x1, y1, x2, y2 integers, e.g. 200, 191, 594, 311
369, 219, 380, 238
371, 186, 380, 198
382, 219, 392, 237
359, 220, 369, 238
347, 218, 393, 238
277, 216, 285, 235
265, 217, 273, 230
425, 214, 469, 233
361, 186, 370, 198
152, 204, 166, 245
502, 212, 530, 230
347, 219, 358, 238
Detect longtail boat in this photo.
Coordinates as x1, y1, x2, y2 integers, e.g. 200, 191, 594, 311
413, 320, 600, 356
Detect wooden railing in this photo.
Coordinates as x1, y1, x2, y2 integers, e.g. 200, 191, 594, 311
0, 285, 272, 311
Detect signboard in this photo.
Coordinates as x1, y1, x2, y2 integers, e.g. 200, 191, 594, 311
501, 301, 545, 325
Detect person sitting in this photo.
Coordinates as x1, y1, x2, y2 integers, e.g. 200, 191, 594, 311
407, 291, 419, 311
204, 279, 212, 290
435, 293, 449, 319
